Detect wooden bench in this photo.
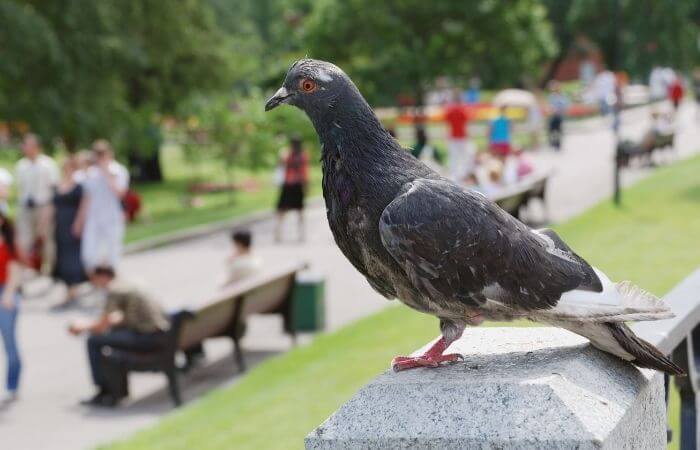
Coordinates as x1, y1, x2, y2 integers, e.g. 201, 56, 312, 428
617, 131, 675, 167
490, 170, 551, 223
105, 262, 307, 406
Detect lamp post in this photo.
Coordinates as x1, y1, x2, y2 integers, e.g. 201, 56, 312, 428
612, 0, 622, 206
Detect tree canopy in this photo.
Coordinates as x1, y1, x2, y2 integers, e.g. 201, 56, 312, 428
303, 0, 556, 106
544, 0, 700, 81
1, 0, 700, 178
0, 0, 232, 178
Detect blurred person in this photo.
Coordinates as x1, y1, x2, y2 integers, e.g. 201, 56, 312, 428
547, 81, 569, 151
444, 90, 474, 180
222, 229, 262, 287
15, 133, 59, 274
527, 96, 544, 151
73, 149, 94, 183
68, 266, 169, 407
502, 148, 534, 185
0, 167, 12, 215
122, 189, 142, 223
612, 73, 626, 134
649, 66, 668, 101
0, 214, 23, 403
477, 159, 504, 198
274, 136, 309, 243
668, 75, 684, 112
489, 106, 512, 157
52, 157, 87, 307
465, 76, 481, 104
411, 126, 445, 174
593, 70, 616, 116
74, 140, 129, 273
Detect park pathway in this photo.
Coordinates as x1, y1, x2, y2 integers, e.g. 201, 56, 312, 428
2, 102, 699, 450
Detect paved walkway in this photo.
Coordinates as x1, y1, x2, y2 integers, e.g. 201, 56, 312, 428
2, 102, 699, 449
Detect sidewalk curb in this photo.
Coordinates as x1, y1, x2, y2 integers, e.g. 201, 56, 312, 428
125, 197, 325, 255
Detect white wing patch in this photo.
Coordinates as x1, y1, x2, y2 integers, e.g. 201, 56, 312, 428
530, 229, 578, 264
540, 267, 673, 322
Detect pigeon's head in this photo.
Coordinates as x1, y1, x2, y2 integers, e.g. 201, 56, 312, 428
265, 59, 354, 119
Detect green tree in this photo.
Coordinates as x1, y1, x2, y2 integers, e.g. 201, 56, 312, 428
543, 0, 700, 80
0, 0, 232, 180
179, 90, 318, 177
304, 0, 556, 107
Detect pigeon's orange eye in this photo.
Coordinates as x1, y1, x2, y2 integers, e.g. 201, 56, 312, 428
300, 78, 316, 93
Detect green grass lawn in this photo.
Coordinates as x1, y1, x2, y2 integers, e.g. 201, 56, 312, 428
124, 144, 322, 243
105, 155, 700, 450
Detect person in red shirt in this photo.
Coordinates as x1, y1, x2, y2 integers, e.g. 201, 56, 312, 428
669, 76, 684, 111
274, 136, 309, 242
443, 90, 474, 181
0, 213, 23, 403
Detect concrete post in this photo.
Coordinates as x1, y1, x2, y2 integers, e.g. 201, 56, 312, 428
305, 328, 665, 450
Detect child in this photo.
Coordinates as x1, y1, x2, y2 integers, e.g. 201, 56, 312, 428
223, 230, 262, 287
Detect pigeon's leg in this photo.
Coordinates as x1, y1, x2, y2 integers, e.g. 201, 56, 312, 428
391, 319, 466, 372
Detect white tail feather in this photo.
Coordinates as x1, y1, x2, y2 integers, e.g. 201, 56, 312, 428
536, 275, 674, 323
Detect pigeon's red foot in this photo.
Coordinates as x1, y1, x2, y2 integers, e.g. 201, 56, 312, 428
391, 353, 463, 371
390, 335, 463, 372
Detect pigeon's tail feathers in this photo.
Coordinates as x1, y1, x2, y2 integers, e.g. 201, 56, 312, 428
553, 320, 685, 376
606, 322, 685, 375
541, 270, 674, 322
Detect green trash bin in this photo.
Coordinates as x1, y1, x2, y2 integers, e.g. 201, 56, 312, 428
290, 271, 325, 332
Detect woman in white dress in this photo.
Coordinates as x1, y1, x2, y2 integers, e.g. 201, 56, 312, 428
73, 140, 129, 273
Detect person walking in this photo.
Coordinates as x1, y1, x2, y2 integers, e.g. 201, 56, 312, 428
274, 136, 309, 243
0, 214, 23, 403
444, 91, 473, 180
489, 106, 512, 157
547, 81, 569, 151
74, 140, 129, 273
668, 75, 684, 112
68, 266, 170, 407
15, 134, 59, 274
52, 157, 87, 307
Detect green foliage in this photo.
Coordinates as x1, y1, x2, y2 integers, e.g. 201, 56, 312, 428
178, 91, 318, 172
544, 0, 700, 78
304, 0, 556, 105
0, 0, 230, 154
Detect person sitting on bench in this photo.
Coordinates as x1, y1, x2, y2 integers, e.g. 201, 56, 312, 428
222, 229, 262, 287
68, 265, 170, 407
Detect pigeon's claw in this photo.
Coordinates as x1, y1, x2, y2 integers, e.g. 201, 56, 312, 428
391, 353, 463, 372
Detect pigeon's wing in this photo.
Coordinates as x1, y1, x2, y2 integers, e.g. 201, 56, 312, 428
378, 178, 605, 313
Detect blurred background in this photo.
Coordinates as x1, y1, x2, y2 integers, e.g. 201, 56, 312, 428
0, 1, 699, 449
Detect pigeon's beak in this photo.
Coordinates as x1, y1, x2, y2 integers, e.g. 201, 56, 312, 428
265, 87, 292, 111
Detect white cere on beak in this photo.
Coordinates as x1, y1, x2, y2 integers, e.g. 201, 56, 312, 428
316, 70, 333, 82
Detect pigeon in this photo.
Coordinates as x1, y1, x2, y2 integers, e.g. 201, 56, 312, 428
265, 59, 684, 375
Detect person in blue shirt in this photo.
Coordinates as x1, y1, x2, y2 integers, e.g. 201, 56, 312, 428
547, 81, 569, 151
489, 106, 512, 157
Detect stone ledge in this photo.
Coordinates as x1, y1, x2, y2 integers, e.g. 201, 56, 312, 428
305, 328, 665, 450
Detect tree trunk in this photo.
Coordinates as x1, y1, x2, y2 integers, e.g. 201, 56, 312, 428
128, 147, 163, 182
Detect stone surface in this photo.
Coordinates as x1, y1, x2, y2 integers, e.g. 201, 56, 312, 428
305, 328, 666, 450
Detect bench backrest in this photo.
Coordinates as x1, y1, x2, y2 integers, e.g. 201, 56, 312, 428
178, 264, 304, 349
634, 268, 700, 354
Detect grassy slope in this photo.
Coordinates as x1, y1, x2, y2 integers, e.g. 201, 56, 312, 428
106, 156, 700, 450
125, 145, 322, 243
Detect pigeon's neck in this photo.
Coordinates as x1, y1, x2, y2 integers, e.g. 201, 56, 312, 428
310, 93, 399, 163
